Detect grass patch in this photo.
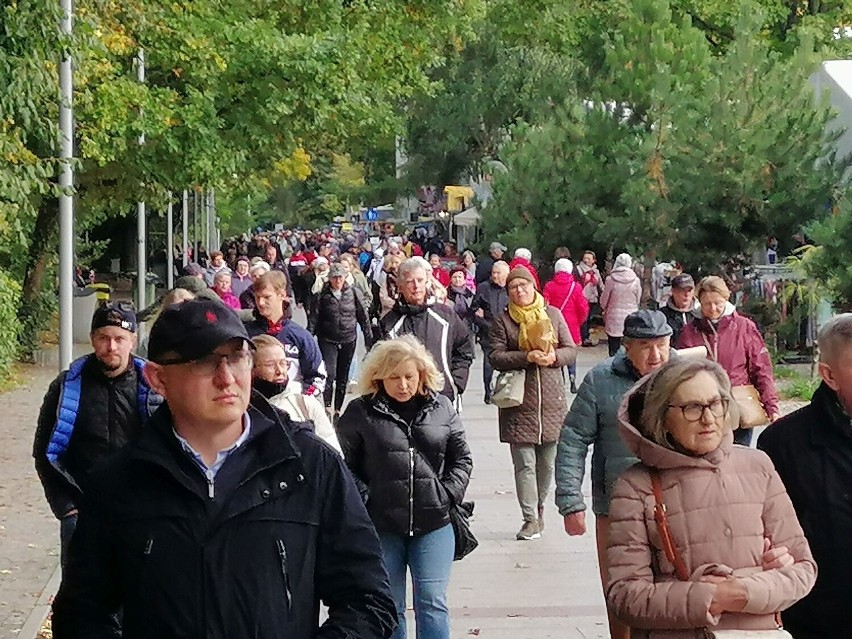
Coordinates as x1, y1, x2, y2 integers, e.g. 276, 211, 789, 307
778, 374, 820, 401
773, 366, 798, 379
0, 362, 28, 393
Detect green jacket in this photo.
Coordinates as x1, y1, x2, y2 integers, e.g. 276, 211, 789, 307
555, 351, 643, 517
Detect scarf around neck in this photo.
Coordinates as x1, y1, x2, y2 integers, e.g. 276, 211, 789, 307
508, 291, 555, 352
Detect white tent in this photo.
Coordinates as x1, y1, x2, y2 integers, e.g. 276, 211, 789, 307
452, 207, 481, 227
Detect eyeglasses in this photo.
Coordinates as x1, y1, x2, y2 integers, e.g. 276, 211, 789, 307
508, 281, 532, 292
163, 350, 253, 377
668, 398, 729, 422
256, 358, 288, 371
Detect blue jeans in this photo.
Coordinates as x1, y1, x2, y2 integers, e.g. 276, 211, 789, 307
379, 524, 455, 639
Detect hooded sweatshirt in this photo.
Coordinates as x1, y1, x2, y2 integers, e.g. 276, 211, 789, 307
599, 266, 641, 337
605, 381, 815, 637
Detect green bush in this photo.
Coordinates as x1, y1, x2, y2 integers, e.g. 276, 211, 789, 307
0, 269, 22, 381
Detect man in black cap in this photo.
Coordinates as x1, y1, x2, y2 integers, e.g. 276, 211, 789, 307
555, 309, 673, 639
52, 299, 396, 639
660, 272, 698, 343
475, 240, 508, 285
33, 302, 160, 568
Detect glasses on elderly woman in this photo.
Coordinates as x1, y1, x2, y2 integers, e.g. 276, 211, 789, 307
667, 398, 729, 422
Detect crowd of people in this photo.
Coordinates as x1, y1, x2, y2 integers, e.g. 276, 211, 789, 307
31, 225, 851, 639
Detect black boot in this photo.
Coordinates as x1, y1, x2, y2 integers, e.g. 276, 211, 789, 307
569, 376, 577, 394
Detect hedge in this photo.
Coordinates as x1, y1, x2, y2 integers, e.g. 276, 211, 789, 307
0, 269, 21, 382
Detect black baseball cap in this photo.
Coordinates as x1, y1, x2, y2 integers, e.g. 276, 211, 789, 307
623, 310, 673, 339
147, 298, 253, 364
91, 302, 137, 334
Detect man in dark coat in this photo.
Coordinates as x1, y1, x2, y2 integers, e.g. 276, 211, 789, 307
475, 241, 507, 285
52, 298, 396, 639
379, 257, 474, 405
33, 303, 159, 568
758, 313, 852, 639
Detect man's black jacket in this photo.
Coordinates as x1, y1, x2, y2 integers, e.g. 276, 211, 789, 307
758, 382, 852, 639
52, 395, 397, 639
307, 283, 372, 347
469, 280, 508, 342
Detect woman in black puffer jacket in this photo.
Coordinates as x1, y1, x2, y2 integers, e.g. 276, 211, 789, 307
337, 334, 473, 639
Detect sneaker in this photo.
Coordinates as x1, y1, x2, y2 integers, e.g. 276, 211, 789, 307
516, 520, 541, 540
537, 504, 545, 532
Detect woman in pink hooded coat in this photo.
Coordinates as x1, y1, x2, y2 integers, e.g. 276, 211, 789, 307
543, 258, 589, 393
606, 358, 815, 638
600, 253, 641, 356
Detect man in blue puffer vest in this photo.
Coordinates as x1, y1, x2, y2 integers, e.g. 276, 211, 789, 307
33, 302, 160, 567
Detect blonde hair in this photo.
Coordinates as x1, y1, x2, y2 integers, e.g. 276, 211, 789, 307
356, 335, 444, 397
639, 358, 738, 449
250, 335, 285, 371
696, 275, 730, 301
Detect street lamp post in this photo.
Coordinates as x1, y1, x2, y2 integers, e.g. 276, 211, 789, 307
136, 47, 147, 310
58, 0, 74, 370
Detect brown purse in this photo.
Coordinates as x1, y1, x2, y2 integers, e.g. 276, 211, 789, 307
700, 334, 770, 429
649, 470, 790, 638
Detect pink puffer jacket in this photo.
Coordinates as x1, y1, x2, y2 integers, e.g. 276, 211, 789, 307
600, 266, 641, 337
605, 386, 816, 638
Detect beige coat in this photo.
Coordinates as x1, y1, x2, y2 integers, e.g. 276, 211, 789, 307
489, 306, 576, 445
605, 389, 816, 638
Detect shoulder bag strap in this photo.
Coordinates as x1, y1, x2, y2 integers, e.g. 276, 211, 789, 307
650, 469, 691, 581
559, 283, 575, 313
700, 332, 718, 363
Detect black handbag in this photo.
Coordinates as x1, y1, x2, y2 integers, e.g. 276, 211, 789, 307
449, 500, 478, 561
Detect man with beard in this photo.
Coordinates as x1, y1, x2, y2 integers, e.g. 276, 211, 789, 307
33, 302, 160, 567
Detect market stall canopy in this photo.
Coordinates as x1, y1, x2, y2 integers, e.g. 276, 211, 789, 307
444, 185, 475, 212
453, 207, 481, 227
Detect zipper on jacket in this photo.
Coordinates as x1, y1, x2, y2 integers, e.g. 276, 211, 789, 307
408, 447, 415, 537
144, 537, 154, 555
205, 469, 215, 499
536, 367, 544, 445
276, 539, 293, 614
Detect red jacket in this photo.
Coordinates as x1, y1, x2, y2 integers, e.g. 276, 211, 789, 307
676, 308, 779, 416
433, 267, 450, 288
508, 257, 541, 290
543, 272, 589, 344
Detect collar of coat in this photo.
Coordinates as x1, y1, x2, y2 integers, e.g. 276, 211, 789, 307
130, 391, 304, 484
808, 382, 852, 445
369, 390, 441, 427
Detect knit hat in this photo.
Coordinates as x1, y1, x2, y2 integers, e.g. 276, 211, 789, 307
507, 267, 535, 285
514, 247, 532, 261
174, 276, 209, 294
554, 258, 574, 274
614, 253, 633, 269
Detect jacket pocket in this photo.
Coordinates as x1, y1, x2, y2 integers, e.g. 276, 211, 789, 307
276, 539, 293, 617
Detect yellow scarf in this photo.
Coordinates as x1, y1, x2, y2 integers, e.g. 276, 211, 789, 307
508, 291, 556, 352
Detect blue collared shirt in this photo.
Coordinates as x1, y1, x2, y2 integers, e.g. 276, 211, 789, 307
173, 414, 252, 498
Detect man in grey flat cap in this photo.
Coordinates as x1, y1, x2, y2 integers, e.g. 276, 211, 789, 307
554, 309, 674, 639
475, 241, 508, 285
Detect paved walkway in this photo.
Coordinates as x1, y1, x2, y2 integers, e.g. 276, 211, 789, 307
445, 346, 609, 639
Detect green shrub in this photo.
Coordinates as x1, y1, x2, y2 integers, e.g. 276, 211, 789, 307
0, 269, 22, 382
779, 376, 820, 402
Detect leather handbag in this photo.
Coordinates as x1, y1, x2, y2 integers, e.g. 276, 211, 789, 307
700, 334, 769, 429
491, 369, 526, 408
649, 470, 793, 639
730, 384, 770, 429
449, 501, 478, 561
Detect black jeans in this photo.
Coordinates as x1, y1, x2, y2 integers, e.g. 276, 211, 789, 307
319, 339, 357, 411
60, 512, 78, 571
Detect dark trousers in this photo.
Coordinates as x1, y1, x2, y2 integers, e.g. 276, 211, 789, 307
607, 335, 622, 357
319, 339, 357, 411
60, 513, 78, 571
481, 340, 494, 400
733, 427, 754, 446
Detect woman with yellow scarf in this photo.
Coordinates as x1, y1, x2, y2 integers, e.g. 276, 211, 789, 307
490, 267, 577, 541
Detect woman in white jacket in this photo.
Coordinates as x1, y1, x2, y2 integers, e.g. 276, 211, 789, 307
600, 253, 641, 357
250, 334, 341, 453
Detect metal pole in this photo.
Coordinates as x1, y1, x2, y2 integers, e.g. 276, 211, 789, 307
211, 187, 218, 250
58, 0, 74, 371
182, 189, 189, 268
135, 47, 146, 309
204, 187, 211, 254
192, 189, 198, 261
166, 192, 174, 289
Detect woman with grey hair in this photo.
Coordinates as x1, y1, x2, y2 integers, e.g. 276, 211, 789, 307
605, 358, 815, 637
600, 252, 641, 356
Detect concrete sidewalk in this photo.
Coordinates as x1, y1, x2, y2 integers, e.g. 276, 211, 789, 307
444, 347, 609, 639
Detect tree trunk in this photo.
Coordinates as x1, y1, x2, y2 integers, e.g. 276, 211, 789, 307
20, 198, 59, 307
641, 248, 656, 309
